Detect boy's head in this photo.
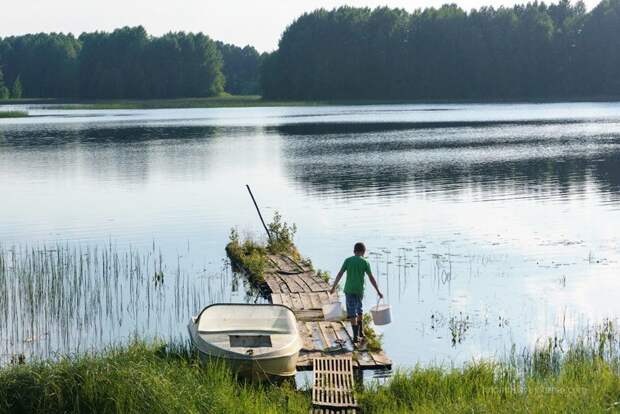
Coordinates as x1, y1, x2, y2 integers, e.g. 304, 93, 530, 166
353, 242, 366, 256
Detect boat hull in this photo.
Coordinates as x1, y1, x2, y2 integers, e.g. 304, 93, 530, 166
187, 304, 303, 381
196, 349, 299, 380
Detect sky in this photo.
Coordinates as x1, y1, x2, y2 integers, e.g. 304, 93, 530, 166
1, 0, 602, 52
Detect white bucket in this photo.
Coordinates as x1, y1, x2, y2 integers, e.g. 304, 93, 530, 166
322, 301, 346, 321
370, 301, 392, 325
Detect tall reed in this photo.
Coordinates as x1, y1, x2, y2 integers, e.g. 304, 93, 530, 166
0, 243, 232, 364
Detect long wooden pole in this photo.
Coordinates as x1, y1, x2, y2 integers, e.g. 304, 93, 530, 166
246, 184, 273, 242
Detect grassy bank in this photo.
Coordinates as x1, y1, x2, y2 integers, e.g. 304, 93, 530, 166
0, 342, 309, 414
3, 328, 620, 414
0, 110, 28, 118
15, 94, 620, 111
360, 321, 620, 413
362, 356, 620, 413
54, 95, 328, 110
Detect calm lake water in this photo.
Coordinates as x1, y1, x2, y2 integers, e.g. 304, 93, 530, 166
1, 102, 620, 369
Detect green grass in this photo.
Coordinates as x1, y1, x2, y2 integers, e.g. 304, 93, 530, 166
226, 230, 269, 282
4, 332, 620, 414
361, 321, 620, 413
359, 357, 620, 413
0, 341, 309, 414
0, 110, 28, 118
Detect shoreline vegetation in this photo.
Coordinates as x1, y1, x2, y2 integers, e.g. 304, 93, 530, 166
226, 211, 302, 283
0, 110, 28, 118
1, 2, 620, 103
1, 226, 620, 412
3, 323, 620, 413
2, 94, 620, 112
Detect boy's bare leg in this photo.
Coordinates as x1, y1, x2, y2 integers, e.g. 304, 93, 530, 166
357, 314, 364, 339
351, 317, 359, 343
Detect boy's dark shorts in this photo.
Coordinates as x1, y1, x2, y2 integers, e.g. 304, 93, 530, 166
345, 294, 363, 319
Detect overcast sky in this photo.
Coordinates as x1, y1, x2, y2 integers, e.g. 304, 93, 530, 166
1, 0, 601, 52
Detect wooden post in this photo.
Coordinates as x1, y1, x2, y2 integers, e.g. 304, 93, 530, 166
246, 184, 273, 242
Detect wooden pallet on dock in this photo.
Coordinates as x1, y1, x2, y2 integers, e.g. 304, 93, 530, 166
312, 356, 357, 412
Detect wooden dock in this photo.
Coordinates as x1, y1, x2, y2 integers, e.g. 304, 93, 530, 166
229, 249, 391, 413
260, 254, 392, 372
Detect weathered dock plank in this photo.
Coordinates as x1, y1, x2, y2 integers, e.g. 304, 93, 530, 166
267, 254, 308, 274
294, 319, 391, 371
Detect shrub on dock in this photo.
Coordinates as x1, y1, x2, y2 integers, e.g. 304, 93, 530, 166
265, 211, 299, 258
226, 212, 301, 281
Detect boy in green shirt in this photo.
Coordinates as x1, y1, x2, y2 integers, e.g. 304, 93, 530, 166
330, 242, 383, 345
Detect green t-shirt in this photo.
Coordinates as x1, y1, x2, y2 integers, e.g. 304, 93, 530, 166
340, 255, 371, 296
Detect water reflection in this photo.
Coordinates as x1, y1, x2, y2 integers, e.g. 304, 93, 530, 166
0, 124, 219, 147
279, 122, 620, 202
2, 103, 620, 368
271, 118, 608, 136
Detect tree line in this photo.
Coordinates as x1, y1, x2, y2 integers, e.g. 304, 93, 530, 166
261, 0, 620, 100
2, 1, 619, 101
0, 26, 261, 99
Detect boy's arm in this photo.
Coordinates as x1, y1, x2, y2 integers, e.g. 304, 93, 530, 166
330, 269, 345, 295
366, 270, 384, 299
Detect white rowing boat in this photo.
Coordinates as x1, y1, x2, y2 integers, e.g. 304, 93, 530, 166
188, 303, 302, 379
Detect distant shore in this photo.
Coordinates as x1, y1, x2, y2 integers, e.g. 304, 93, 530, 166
1, 95, 620, 111
0, 110, 28, 118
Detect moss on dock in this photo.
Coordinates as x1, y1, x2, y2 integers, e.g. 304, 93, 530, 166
226, 228, 268, 282
226, 211, 302, 282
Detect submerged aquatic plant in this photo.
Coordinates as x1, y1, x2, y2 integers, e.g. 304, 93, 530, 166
448, 313, 471, 346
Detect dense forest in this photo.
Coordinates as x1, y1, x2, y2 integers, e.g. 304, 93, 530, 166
1, 0, 619, 101
0, 27, 261, 99
262, 0, 620, 100
216, 42, 261, 95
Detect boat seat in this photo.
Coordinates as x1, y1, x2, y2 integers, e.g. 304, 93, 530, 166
197, 305, 297, 334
